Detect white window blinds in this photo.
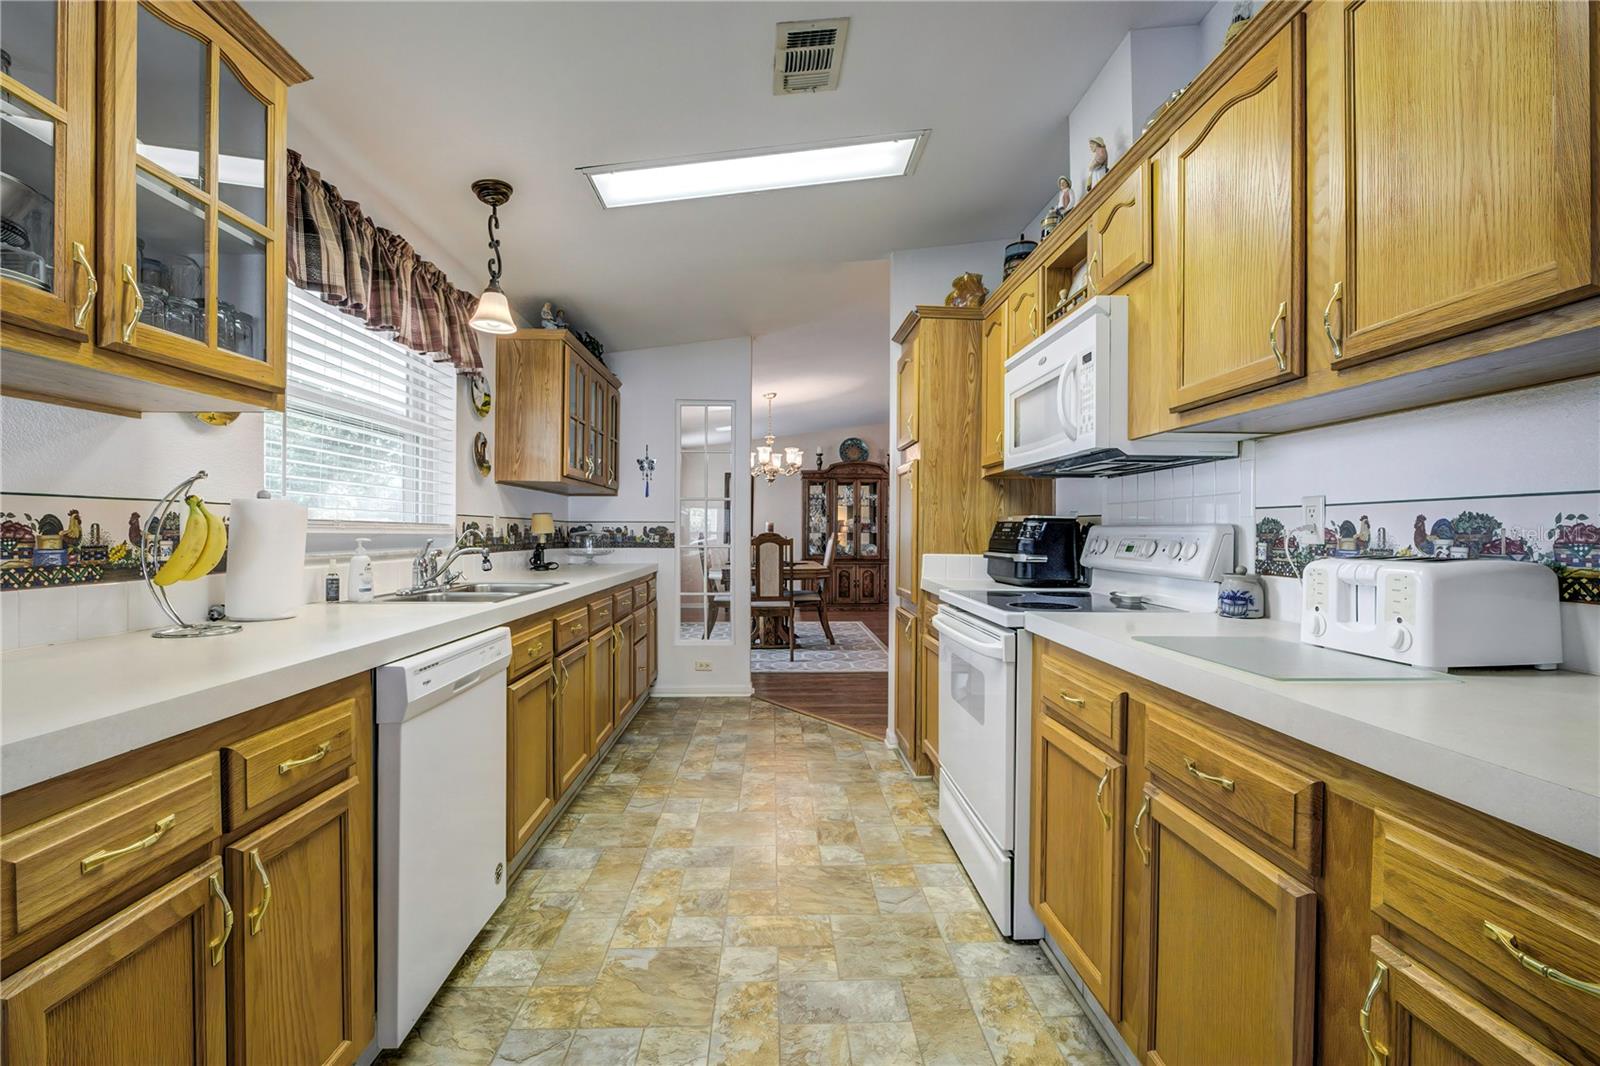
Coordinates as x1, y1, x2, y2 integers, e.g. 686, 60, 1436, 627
265, 286, 456, 527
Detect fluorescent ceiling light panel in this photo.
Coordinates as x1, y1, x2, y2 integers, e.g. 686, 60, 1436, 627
580, 131, 927, 208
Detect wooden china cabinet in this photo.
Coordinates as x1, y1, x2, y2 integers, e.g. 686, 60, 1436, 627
800, 460, 888, 607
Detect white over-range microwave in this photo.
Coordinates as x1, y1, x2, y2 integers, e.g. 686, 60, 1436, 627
1002, 295, 1240, 476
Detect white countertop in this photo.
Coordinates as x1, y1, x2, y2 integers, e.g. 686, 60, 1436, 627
1, 564, 656, 794
1021, 610, 1600, 857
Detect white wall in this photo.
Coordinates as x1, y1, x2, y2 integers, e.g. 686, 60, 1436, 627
567, 336, 754, 697
752, 421, 891, 546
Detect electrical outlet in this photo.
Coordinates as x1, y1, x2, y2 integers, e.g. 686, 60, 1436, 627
694, 660, 713, 672
1301, 494, 1326, 534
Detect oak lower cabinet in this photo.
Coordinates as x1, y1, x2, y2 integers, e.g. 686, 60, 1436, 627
1365, 937, 1569, 1066
893, 607, 918, 763
0, 859, 228, 1065
225, 778, 362, 1066
554, 641, 591, 794
1162, 19, 1305, 411
918, 627, 941, 772
894, 460, 919, 602
1032, 713, 1124, 1020
1141, 787, 1317, 1065
1313, 0, 1597, 369
613, 615, 634, 724
507, 663, 556, 861
587, 629, 614, 752
631, 610, 649, 706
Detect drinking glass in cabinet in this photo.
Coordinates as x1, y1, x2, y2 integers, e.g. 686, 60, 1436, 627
135, 171, 207, 340
218, 59, 267, 224
217, 218, 265, 359
135, 6, 207, 190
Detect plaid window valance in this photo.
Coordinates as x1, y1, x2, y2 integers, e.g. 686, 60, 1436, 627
286, 149, 483, 372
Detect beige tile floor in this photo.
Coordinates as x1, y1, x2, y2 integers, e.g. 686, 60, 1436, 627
381, 696, 1116, 1066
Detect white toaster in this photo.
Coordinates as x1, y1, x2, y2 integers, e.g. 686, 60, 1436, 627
1299, 557, 1562, 670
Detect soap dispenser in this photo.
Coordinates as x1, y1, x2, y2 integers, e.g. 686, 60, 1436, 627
350, 538, 375, 602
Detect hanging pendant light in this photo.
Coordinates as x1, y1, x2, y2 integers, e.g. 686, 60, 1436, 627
751, 392, 804, 483
469, 178, 517, 335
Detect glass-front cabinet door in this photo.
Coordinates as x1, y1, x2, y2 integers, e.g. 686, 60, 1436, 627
564, 353, 589, 480
834, 482, 857, 558
588, 374, 606, 483
857, 481, 881, 558
97, 2, 286, 391
0, 1, 96, 339
606, 386, 620, 489
804, 480, 828, 558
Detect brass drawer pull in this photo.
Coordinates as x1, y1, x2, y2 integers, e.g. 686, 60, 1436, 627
1323, 281, 1345, 360
208, 872, 233, 967
1484, 920, 1600, 998
1184, 757, 1236, 792
247, 849, 271, 935
81, 813, 176, 873
1094, 770, 1112, 829
121, 263, 143, 343
277, 741, 331, 775
1268, 300, 1288, 371
71, 241, 97, 328
1360, 958, 1389, 1065
1056, 691, 1086, 709
1133, 796, 1151, 865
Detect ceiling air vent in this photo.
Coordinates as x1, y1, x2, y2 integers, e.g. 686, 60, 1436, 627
773, 18, 849, 95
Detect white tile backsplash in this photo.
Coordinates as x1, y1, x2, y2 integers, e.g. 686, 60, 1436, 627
18, 586, 78, 646
76, 582, 129, 640
1100, 456, 1254, 571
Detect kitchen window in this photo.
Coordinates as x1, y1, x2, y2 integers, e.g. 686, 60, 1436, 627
264, 286, 456, 527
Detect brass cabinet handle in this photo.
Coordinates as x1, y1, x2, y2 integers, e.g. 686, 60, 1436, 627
208, 872, 233, 967
1323, 281, 1345, 361
71, 241, 97, 328
81, 813, 176, 873
121, 263, 143, 343
1360, 959, 1389, 1066
247, 850, 271, 935
1183, 757, 1236, 792
1086, 249, 1102, 298
1133, 796, 1151, 865
1056, 691, 1086, 709
277, 741, 331, 775
1029, 306, 1038, 337
1484, 920, 1600, 998
1093, 769, 1112, 829
1268, 300, 1288, 371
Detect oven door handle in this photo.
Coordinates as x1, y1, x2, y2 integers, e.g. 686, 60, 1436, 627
931, 614, 1010, 658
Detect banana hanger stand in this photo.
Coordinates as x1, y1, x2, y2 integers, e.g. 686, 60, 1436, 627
140, 469, 241, 638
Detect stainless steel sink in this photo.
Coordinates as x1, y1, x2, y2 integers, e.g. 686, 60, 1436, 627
370, 580, 566, 604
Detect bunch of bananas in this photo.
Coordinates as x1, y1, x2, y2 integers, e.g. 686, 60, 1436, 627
152, 496, 228, 586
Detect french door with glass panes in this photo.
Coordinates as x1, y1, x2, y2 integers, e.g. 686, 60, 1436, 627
97, 1, 287, 391
0, 1, 97, 340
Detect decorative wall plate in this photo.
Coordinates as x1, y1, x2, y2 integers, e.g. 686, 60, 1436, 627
838, 437, 869, 463
469, 373, 492, 417
472, 432, 491, 476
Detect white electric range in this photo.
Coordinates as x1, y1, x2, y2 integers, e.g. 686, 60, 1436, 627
931, 524, 1235, 939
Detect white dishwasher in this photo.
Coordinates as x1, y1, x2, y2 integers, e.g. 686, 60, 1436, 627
375, 627, 510, 1049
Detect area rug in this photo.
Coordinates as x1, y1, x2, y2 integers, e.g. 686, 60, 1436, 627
750, 620, 888, 673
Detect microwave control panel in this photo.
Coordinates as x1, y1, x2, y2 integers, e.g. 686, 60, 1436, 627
1073, 350, 1096, 443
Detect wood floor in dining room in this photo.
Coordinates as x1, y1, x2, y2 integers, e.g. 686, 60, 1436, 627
752, 607, 889, 739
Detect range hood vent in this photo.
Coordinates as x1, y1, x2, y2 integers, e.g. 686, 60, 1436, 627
773, 19, 849, 95
1012, 449, 1225, 478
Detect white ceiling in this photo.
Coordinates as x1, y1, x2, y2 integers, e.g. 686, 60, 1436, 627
254, 0, 1209, 418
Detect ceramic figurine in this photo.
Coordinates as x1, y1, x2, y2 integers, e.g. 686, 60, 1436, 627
1223, 1, 1254, 45
1056, 175, 1073, 213
539, 302, 569, 330
944, 272, 988, 308
62, 510, 82, 549
1040, 208, 1061, 241
1085, 137, 1109, 193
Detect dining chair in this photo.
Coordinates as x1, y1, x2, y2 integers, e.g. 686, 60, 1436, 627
702, 544, 732, 639
750, 531, 797, 660
792, 534, 836, 645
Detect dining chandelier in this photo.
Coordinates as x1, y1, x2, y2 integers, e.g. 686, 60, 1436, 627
751, 392, 804, 483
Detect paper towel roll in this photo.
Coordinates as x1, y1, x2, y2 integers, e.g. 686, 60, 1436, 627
225, 494, 308, 620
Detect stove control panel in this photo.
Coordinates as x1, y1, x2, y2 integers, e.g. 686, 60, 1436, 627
1080, 524, 1235, 583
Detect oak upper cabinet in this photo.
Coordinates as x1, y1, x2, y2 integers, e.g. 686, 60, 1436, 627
0, 1, 96, 342
507, 663, 555, 860
224, 779, 362, 1066
554, 642, 591, 794
893, 607, 918, 763
1089, 160, 1153, 296
980, 306, 1006, 471
1142, 788, 1316, 1065
98, 1, 288, 392
1312, 1, 1597, 369
1362, 938, 1569, 1066
1033, 713, 1124, 1020
0, 859, 228, 1066
495, 330, 621, 495
896, 342, 919, 449
1006, 269, 1043, 356
1164, 20, 1305, 412
894, 459, 919, 601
